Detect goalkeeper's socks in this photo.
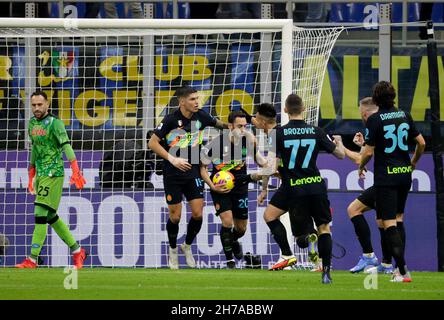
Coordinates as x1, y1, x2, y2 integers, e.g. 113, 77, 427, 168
385, 226, 406, 275
220, 226, 234, 260
318, 233, 332, 271
166, 219, 179, 249
351, 215, 374, 254
266, 220, 292, 256
30, 221, 47, 260
185, 217, 203, 245
50, 218, 78, 249
379, 227, 392, 264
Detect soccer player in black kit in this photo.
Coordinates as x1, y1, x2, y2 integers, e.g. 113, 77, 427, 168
200, 111, 266, 269
149, 86, 227, 269
359, 81, 425, 282
270, 94, 345, 283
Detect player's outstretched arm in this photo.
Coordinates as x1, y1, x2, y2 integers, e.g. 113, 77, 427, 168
214, 119, 229, 130
244, 130, 267, 167
411, 134, 426, 170
63, 144, 86, 189
331, 135, 346, 159
333, 135, 361, 165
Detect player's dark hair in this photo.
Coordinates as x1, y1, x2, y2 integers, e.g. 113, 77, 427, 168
175, 86, 197, 99
372, 81, 396, 109
228, 110, 247, 124
31, 90, 48, 101
256, 103, 276, 119
285, 94, 303, 115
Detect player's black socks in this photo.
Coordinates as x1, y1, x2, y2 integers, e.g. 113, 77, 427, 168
397, 221, 406, 252
232, 228, 243, 241
166, 218, 179, 249
296, 234, 309, 249
185, 217, 203, 245
220, 226, 234, 260
318, 233, 332, 270
266, 220, 292, 256
351, 215, 373, 254
385, 226, 406, 274
378, 227, 392, 264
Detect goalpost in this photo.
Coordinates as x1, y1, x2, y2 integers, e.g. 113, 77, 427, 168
0, 18, 342, 269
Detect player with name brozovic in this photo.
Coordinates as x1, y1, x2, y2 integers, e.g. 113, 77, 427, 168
359, 81, 426, 282
242, 103, 321, 269
334, 97, 394, 274
200, 111, 267, 269
270, 94, 345, 283
149, 86, 228, 269
16, 91, 88, 269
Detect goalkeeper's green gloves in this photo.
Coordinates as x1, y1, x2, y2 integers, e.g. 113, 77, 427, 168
70, 160, 86, 189
28, 165, 36, 194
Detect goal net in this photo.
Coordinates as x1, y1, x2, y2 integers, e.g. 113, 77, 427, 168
0, 18, 342, 269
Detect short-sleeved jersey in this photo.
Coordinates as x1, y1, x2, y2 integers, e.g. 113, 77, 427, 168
29, 114, 70, 177
202, 134, 250, 194
153, 108, 217, 179
365, 107, 420, 186
276, 119, 336, 197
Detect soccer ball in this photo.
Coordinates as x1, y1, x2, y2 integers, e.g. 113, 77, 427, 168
212, 171, 235, 190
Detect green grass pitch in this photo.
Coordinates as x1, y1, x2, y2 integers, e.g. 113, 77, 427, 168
1, 268, 444, 300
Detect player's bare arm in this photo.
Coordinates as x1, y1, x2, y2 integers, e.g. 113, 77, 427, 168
411, 134, 426, 170
358, 144, 375, 178
333, 135, 361, 165
148, 133, 192, 172
331, 137, 346, 160
214, 119, 229, 130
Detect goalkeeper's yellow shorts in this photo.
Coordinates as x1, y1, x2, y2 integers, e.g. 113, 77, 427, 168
34, 176, 64, 213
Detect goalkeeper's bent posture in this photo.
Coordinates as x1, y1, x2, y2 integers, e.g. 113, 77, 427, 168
16, 91, 88, 269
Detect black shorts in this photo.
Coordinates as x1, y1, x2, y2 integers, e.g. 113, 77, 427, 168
357, 186, 376, 210
288, 211, 316, 238
269, 187, 290, 212
163, 177, 204, 205
289, 194, 332, 229
210, 191, 249, 220
375, 185, 409, 220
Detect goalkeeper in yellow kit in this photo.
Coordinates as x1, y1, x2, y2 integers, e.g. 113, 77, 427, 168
16, 91, 88, 269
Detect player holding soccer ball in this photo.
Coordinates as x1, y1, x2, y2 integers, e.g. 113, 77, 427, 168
16, 91, 87, 269
200, 111, 267, 269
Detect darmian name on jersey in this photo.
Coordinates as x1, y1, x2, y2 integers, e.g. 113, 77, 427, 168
283, 127, 315, 136
380, 111, 406, 121
290, 175, 322, 186
387, 165, 413, 174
